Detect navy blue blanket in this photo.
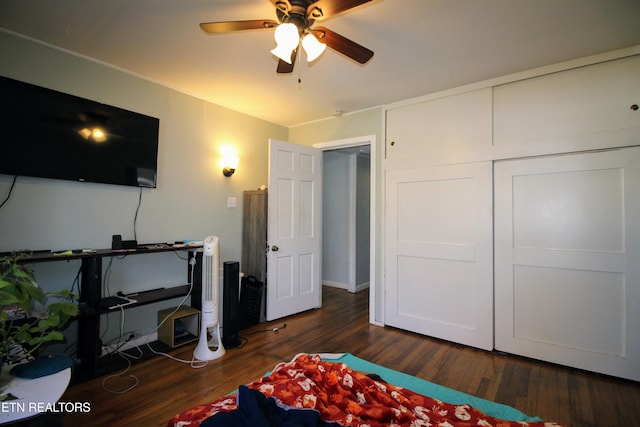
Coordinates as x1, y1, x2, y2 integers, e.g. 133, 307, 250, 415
200, 385, 340, 427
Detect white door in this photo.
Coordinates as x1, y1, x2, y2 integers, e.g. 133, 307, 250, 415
266, 139, 322, 320
385, 161, 494, 350
494, 147, 640, 381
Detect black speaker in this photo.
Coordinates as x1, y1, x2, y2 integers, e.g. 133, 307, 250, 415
222, 261, 241, 348
111, 234, 136, 249
111, 234, 122, 249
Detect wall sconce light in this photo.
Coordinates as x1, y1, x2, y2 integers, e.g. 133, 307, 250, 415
220, 146, 239, 177
222, 156, 239, 177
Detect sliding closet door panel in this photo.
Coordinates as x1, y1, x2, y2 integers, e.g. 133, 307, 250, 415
495, 147, 640, 381
385, 162, 493, 350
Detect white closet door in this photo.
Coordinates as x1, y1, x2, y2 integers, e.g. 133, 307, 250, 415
385, 162, 493, 350
495, 147, 640, 381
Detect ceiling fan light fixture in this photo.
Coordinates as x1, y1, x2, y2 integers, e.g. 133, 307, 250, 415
271, 23, 299, 63
271, 45, 296, 63
200, 0, 375, 73
301, 33, 326, 62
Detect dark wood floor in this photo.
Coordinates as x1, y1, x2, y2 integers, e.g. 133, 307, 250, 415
61, 286, 639, 427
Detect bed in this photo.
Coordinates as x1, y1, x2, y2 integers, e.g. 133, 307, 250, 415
167, 353, 566, 427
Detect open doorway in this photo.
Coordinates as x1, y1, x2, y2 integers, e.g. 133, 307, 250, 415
322, 146, 370, 293
313, 135, 379, 325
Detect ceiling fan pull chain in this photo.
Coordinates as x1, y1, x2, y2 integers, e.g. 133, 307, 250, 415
297, 51, 303, 89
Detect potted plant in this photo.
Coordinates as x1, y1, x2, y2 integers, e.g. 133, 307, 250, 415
0, 256, 79, 366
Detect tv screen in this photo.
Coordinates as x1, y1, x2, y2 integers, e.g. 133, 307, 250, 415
0, 76, 159, 188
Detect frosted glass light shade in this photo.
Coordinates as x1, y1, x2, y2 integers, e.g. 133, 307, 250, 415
271, 23, 299, 64
301, 33, 326, 62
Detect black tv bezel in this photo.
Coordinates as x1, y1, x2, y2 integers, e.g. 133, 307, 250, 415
0, 76, 160, 189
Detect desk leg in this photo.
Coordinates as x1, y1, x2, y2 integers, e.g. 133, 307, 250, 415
76, 256, 101, 381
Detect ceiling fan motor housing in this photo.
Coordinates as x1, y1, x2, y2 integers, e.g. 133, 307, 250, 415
275, 0, 320, 34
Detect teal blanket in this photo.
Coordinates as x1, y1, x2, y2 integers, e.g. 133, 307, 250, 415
320, 353, 542, 423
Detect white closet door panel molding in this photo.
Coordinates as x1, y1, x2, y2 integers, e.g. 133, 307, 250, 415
385, 162, 493, 350
386, 88, 492, 160
495, 147, 640, 381
494, 55, 640, 147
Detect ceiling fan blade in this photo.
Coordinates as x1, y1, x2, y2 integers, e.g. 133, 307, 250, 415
307, 0, 373, 20
313, 26, 373, 64
199, 19, 277, 33
277, 48, 297, 73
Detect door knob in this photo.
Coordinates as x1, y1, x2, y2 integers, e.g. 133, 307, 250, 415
271, 245, 279, 252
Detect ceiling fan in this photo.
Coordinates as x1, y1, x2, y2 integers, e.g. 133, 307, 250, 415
199, 0, 375, 73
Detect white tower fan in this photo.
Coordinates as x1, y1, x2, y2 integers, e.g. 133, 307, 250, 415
194, 235, 226, 361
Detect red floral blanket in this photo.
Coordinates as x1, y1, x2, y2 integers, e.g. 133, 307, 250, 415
167, 353, 566, 427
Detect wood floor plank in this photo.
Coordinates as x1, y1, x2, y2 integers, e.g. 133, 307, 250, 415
59, 286, 639, 427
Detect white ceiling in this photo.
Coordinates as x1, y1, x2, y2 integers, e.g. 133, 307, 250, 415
1, 0, 640, 127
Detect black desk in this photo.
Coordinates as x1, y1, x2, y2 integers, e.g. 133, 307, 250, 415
13, 244, 203, 382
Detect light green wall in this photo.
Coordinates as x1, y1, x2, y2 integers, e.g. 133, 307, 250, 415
322, 151, 351, 285
0, 31, 286, 258
0, 29, 385, 341
0, 31, 287, 340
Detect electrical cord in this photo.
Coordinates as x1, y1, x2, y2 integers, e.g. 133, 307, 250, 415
172, 251, 189, 261
101, 357, 139, 394
101, 306, 141, 394
235, 323, 287, 348
145, 257, 208, 368
244, 323, 287, 335
99, 253, 129, 340
0, 175, 18, 209
133, 187, 142, 242
70, 264, 82, 296
102, 257, 206, 394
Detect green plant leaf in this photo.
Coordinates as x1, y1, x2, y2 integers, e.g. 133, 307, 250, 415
49, 289, 79, 299
27, 336, 43, 346
51, 301, 79, 316
47, 331, 64, 341
0, 291, 20, 304
35, 318, 50, 331
26, 286, 45, 304
14, 328, 32, 343
46, 314, 61, 328
1, 259, 77, 357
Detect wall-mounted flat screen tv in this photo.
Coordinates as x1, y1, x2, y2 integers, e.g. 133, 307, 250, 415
0, 76, 159, 188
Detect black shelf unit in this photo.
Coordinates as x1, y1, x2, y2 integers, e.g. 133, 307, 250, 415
13, 244, 203, 382
98, 285, 193, 313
